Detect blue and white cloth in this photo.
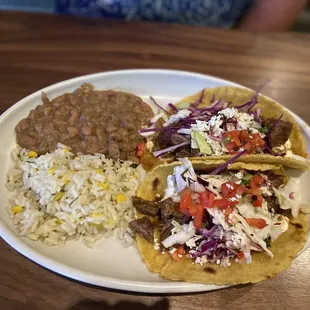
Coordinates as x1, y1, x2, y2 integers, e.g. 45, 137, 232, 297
0, 0, 254, 28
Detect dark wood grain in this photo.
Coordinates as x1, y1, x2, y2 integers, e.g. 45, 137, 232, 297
0, 11, 310, 310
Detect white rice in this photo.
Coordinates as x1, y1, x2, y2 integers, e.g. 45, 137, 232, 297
6, 144, 146, 248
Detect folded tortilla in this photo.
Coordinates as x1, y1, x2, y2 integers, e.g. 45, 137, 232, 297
134, 161, 308, 285
150, 86, 309, 171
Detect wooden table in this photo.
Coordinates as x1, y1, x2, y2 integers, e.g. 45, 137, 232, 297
1, 11, 310, 310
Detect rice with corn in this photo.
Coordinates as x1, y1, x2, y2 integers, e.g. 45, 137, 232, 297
6, 144, 146, 247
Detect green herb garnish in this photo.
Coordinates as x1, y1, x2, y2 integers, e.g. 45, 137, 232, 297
241, 179, 250, 186
258, 127, 269, 134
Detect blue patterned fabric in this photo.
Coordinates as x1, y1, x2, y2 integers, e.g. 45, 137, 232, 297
55, 0, 254, 27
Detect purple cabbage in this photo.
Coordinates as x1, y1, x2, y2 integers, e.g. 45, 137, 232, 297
152, 141, 190, 158
223, 118, 237, 131
265, 114, 283, 152
189, 225, 237, 260
168, 103, 179, 113
209, 149, 248, 175
192, 89, 205, 107
150, 96, 171, 115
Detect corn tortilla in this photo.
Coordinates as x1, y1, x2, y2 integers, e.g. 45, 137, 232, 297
154, 86, 309, 170
135, 161, 308, 285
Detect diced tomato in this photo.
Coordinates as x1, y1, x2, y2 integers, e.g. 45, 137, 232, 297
245, 218, 267, 229
199, 191, 209, 206
236, 251, 246, 262
248, 175, 263, 197
221, 182, 247, 200
224, 206, 234, 221
242, 142, 254, 154
235, 185, 247, 196
221, 183, 230, 197
136, 142, 146, 159
171, 251, 181, 261
179, 188, 192, 214
209, 193, 215, 208
199, 191, 215, 209
250, 175, 264, 188
230, 130, 241, 146
251, 133, 265, 147
193, 204, 204, 229
240, 130, 249, 141
221, 182, 238, 198
176, 245, 185, 255
225, 142, 237, 152
222, 132, 232, 144
208, 192, 215, 208
213, 198, 238, 209
249, 187, 261, 196
252, 194, 263, 207
188, 204, 198, 216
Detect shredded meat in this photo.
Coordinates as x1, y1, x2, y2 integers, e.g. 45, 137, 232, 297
263, 118, 293, 148
129, 217, 155, 243
132, 196, 190, 243
160, 220, 174, 242
159, 198, 183, 222
154, 131, 190, 157
132, 197, 159, 216
264, 196, 286, 215
265, 171, 285, 188
132, 196, 183, 221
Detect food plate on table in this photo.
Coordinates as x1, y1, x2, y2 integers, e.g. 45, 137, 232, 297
0, 69, 309, 293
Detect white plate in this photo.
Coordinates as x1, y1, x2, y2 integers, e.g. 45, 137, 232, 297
0, 69, 309, 293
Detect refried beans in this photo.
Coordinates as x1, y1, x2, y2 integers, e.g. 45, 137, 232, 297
15, 83, 153, 161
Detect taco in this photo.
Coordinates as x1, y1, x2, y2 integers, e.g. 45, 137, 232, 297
129, 159, 309, 284
139, 87, 309, 170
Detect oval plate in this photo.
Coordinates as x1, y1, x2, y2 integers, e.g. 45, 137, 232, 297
0, 69, 309, 293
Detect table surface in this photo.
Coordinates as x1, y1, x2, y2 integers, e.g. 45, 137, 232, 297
1, 11, 310, 310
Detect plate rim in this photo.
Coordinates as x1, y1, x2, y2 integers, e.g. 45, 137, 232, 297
0, 69, 309, 293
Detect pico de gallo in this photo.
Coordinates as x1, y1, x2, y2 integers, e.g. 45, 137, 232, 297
130, 158, 309, 267
138, 90, 294, 159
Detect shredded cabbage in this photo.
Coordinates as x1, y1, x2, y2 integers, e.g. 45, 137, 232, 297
162, 221, 196, 248
273, 178, 309, 218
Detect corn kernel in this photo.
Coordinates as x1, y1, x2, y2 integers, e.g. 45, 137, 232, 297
116, 193, 126, 203
96, 223, 104, 230
63, 175, 69, 184
95, 169, 103, 174
63, 148, 69, 153
11, 205, 24, 214
108, 218, 115, 227
75, 156, 80, 160
92, 212, 104, 218
48, 168, 55, 174
54, 191, 64, 201
56, 219, 64, 224
28, 151, 38, 158
69, 214, 76, 223
98, 182, 109, 190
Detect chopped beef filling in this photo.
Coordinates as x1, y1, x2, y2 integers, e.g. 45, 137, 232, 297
160, 219, 174, 242
264, 196, 284, 215
264, 171, 285, 188
133, 197, 183, 221
159, 198, 183, 222
263, 118, 293, 148
131, 197, 189, 243
129, 217, 155, 243
154, 131, 191, 157
132, 197, 159, 216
